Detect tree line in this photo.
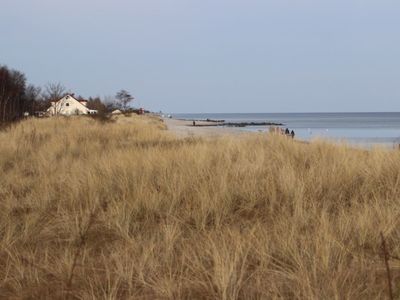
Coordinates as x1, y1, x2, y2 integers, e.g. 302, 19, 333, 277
0, 64, 135, 124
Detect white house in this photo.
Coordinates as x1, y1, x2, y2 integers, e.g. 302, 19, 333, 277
47, 94, 97, 116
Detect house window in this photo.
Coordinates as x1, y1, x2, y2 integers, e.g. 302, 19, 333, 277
66, 103, 69, 106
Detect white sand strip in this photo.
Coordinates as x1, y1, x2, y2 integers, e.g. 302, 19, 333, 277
163, 118, 245, 138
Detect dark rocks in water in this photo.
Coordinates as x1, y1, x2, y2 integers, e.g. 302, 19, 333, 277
193, 121, 283, 127
205, 118, 225, 123
178, 118, 225, 123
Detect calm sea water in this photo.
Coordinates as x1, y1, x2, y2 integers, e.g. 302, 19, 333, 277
173, 113, 400, 147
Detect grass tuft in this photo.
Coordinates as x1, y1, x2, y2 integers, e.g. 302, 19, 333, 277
0, 115, 400, 298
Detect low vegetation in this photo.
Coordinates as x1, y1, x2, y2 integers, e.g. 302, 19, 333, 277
0, 115, 399, 299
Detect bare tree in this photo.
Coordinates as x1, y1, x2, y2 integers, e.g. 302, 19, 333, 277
43, 82, 66, 101
115, 90, 134, 111
101, 95, 117, 112
25, 84, 42, 113
42, 82, 67, 115
86, 96, 107, 114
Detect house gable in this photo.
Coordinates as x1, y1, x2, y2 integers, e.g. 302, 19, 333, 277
47, 94, 95, 116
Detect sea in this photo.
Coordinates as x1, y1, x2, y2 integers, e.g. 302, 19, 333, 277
173, 112, 400, 148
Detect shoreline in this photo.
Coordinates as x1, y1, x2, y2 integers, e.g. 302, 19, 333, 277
174, 118, 283, 127
162, 117, 399, 150
162, 117, 247, 137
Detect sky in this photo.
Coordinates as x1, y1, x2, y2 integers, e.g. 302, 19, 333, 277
1, 0, 400, 113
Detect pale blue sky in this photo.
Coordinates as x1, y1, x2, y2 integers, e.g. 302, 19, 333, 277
1, 0, 400, 112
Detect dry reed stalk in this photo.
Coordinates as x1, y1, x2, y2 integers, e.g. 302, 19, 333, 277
380, 232, 394, 300
65, 207, 98, 298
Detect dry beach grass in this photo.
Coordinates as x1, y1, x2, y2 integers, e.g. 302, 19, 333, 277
0, 115, 400, 299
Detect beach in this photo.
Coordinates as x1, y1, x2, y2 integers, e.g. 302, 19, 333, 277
163, 117, 245, 137
169, 113, 400, 149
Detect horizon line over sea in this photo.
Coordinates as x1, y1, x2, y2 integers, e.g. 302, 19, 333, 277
170, 111, 400, 115
172, 112, 400, 148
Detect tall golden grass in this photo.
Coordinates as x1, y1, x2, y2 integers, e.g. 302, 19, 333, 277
0, 115, 399, 299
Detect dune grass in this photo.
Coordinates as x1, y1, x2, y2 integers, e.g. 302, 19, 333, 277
0, 115, 400, 299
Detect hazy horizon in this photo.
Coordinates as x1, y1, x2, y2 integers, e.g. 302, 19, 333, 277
172, 111, 400, 114
2, 0, 400, 113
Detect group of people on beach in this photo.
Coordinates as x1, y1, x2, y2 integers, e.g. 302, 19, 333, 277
269, 126, 295, 139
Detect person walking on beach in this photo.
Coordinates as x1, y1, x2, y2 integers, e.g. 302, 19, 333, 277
285, 128, 290, 135
291, 130, 295, 139
193, 121, 196, 126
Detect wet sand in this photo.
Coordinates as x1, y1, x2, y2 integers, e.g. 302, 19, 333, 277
163, 118, 245, 137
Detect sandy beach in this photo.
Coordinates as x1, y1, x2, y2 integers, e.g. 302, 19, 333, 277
163, 117, 246, 137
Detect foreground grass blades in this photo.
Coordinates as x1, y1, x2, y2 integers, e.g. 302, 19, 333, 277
0, 115, 400, 299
